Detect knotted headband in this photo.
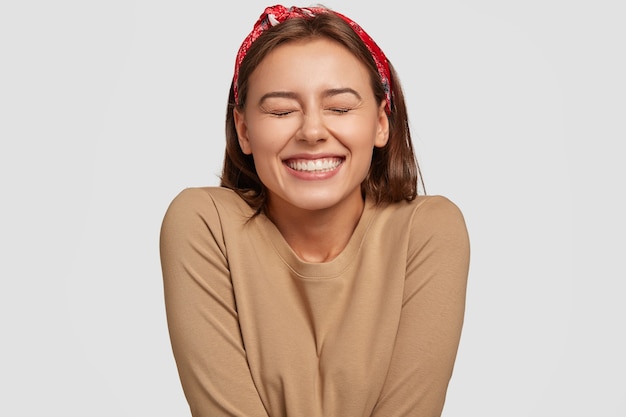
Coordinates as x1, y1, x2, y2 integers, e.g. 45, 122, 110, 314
233, 5, 392, 115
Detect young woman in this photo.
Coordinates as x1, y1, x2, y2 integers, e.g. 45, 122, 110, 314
160, 5, 470, 416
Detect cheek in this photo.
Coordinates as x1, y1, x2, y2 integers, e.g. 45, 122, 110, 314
245, 127, 275, 155
248, 137, 281, 157
245, 130, 285, 176
246, 119, 299, 154
328, 116, 379, 147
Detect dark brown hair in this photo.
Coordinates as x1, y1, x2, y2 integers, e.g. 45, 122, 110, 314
220, 11, 422, 213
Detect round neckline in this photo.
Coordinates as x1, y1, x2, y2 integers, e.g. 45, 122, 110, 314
257, 198, 378, 279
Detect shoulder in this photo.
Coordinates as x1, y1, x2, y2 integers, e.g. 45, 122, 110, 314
408, 195, 466, 230
376, 195, 465, 229
165, 186, 250, 210
408, 195, 469, 258
163, 186, 253, 221
374, 195, 469, 252
160, 187, 254, 242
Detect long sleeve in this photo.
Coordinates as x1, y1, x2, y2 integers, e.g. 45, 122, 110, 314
371, 196, 470, 416
159, 188, 269, 417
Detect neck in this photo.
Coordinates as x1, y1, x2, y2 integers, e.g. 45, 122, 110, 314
266, 194, 365, 263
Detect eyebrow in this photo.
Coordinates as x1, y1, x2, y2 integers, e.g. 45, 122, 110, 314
322, 88, 362, 100
258, 88, 362, 105
258, 91, 299, 104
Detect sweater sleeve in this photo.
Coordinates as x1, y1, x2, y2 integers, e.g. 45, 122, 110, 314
159, 188, 269, 417
371, 196, 470, 417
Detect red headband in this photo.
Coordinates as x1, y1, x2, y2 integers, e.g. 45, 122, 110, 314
233, 5, 392, 115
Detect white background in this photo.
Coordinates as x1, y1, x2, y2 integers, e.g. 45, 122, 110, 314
1, 0, 624, 415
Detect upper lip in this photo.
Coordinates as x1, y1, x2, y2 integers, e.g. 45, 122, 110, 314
282, 153, 345, 161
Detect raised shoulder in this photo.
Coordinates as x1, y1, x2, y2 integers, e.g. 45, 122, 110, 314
377, 195, 466, 232
409, 195, 466, 229
166, 186, 249, 212
160, 187, 254, 257
366, 195, 469, 264
405, 195, 470, 266
163, 187, 253, 224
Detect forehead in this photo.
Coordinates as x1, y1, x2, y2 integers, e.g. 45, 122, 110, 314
247, 37, 373, 95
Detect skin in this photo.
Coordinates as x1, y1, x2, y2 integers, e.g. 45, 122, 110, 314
234, 37, 389, 262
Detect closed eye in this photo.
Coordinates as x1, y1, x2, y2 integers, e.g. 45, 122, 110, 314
270, 110, 294, 117
262, 108, 297, 117
327, 108, 351, 114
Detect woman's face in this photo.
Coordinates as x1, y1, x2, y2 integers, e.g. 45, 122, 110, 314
234, 37, 389, 215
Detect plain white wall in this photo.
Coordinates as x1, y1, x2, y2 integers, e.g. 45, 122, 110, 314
1, 0, 624, 415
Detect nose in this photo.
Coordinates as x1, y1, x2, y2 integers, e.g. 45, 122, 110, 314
296, 110, 328, 144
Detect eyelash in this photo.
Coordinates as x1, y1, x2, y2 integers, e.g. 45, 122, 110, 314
328, 108, 350, 114
267, 108, 352, 117
270, 110, 294, 117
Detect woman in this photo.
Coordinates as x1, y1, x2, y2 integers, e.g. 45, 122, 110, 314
160, 5, 470, 416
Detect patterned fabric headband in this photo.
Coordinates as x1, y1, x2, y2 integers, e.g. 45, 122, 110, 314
233, 5, 392, 115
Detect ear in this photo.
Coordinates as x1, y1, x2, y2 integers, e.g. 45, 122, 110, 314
234, 107, 253, 155
374, 101, 390, 148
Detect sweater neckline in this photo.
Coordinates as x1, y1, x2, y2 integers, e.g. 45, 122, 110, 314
257, 199, 377, 279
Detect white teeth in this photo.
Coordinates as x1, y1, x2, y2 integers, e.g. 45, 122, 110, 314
287, 158, 342, 172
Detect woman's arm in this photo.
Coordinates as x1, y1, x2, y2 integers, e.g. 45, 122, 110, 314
160, 188, 269, 417
372, 196, 470, 416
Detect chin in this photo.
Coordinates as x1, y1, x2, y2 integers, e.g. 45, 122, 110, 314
281, 189, 362, 213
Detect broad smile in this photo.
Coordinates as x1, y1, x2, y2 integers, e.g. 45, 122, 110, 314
284, 157, 344, 173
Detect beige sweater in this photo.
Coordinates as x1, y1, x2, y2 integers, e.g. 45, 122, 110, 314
160, 187, 470, 417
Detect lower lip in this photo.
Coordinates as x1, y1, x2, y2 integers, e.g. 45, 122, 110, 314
284, 161, 343, 180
